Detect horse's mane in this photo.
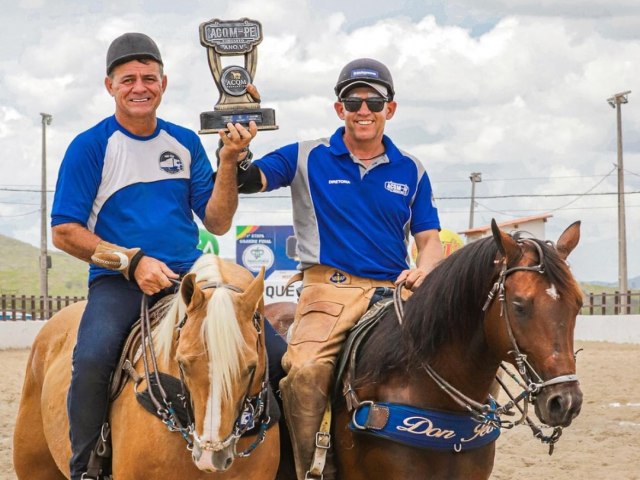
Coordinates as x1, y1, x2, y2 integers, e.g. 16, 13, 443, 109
155, 254, 246, 401
354, 233, 582, 386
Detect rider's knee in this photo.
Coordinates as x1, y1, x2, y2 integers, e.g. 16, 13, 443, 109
282, 361, 333, 395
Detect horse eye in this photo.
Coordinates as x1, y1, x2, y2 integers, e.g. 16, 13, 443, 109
512, 301, 527, 316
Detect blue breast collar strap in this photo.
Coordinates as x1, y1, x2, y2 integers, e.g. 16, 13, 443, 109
349, 400, 501, 452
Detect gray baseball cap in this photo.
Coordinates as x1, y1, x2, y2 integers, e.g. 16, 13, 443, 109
106, 33, 163, 74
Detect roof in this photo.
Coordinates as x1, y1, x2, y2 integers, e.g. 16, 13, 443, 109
459, 213, 553, 235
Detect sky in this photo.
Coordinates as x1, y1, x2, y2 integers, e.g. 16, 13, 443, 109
1, 0, 640, 283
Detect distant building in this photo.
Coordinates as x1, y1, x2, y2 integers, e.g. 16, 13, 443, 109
459, 213, 553, 243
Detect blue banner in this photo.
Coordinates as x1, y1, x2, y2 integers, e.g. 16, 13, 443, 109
236, 225, 298, 279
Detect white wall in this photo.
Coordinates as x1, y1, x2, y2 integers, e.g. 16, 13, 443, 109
1, 315, 639, 350
574, 315, 640, 344
0, 320, 46, 349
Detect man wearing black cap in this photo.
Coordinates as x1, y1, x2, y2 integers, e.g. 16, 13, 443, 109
50, 32, 281, 479
231, 58, 443, 479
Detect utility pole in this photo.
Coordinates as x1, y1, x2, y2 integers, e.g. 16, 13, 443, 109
40, 113, 52, 320
607, 91, 630, 311
469, 172, 482, 229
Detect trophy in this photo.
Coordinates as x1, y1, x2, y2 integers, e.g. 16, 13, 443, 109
199, 18, 278, 133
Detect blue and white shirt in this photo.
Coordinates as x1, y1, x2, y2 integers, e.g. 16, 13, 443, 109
51, 115, 214, 282
254, 127, 440, 281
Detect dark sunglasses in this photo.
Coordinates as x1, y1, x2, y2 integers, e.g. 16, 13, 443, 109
341, 97, 387, 113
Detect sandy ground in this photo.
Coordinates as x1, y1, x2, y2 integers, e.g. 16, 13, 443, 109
2, 340, 639, 479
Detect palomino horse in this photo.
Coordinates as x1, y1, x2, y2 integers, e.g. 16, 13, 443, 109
13, 254, 279, 479
333, 220, 583, 479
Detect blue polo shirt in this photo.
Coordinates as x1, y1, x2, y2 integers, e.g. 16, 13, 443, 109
51, 115, 214, 282
254, 127, 440, 281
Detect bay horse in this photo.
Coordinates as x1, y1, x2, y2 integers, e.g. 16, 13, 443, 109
333, 220, 584, 479
13, 254, 280, 479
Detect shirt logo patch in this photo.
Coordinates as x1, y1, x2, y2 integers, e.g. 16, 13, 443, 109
328, 179, 351, 185
159, 151, 184, 174
330, 271, 347, 284
385, 181, 409, 196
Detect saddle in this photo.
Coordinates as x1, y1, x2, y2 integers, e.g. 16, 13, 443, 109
109, 295, 175, 401
334, 297, 393, 404
88, 293, 281, 479
333, 297, 501, 453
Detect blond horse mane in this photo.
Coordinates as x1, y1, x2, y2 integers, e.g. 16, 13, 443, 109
154, 254, 246, 401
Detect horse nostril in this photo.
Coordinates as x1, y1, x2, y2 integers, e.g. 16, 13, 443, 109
548, 394, 565, 415
224, 457, 233, 469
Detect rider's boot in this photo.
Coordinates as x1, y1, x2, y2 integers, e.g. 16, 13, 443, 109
280, 361, 334, 480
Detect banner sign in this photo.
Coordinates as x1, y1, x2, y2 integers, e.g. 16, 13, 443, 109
236, 226, 299, 303
197, 229, 219, 254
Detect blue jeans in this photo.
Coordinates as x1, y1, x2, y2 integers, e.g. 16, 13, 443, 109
68, 275, 169, 479
67, 274, 286, 479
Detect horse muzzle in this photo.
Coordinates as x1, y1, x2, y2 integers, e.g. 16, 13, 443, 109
191, 437, 237, 472
534, 381, 583, 427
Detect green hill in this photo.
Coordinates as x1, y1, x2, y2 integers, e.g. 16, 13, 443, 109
0, 234, 88, 297
0, 233, 634, 302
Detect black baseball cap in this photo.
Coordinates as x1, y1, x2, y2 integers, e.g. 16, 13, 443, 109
106, 32, 163, 74
334, 58, 395, 100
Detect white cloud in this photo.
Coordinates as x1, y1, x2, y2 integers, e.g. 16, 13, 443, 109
0, 1, 639, 282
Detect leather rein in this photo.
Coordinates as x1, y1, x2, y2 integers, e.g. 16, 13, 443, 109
136, 279, 270, 457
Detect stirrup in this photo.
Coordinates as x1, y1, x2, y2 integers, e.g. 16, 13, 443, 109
306, 402, 332, 480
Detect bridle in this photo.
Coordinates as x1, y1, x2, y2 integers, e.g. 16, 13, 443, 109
399, 235, 579, 452
138, 279, 270, 458
482, 238, 579, 396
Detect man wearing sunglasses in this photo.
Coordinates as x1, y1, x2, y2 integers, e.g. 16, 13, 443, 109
230, 58, 443, 479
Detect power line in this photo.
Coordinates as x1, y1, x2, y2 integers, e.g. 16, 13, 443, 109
0, 209, 40, 217
436, 173, 621, 183
442, 204, 640, 214
439, 191, 640, 200
0, 188, 55, 193
0, 200, 40, 205
3, 188, 640, 201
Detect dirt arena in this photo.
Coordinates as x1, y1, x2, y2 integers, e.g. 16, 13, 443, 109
2, 341, 639, 479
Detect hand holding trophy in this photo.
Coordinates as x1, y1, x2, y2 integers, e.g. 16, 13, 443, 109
199, 18, 278, 133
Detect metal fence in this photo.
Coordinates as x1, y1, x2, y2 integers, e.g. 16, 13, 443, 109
0, 294, 86, 321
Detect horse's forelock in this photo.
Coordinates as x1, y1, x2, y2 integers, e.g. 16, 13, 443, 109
155, 254, 230, 369
190, 254, 247, 401
192, 253, 221, 282
531, 239, 583, 304
203, 287, 246, 402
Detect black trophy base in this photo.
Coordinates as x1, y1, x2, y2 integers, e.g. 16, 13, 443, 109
199, 108, 278, 134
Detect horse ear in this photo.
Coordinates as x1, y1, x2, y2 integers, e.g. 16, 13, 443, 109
556, 221, 581, 260
491, 218, 519, 260
180, 273, 205, 308
241, 267, 265, 312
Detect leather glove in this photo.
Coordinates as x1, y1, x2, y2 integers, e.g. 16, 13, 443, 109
90, 240, 145, 281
